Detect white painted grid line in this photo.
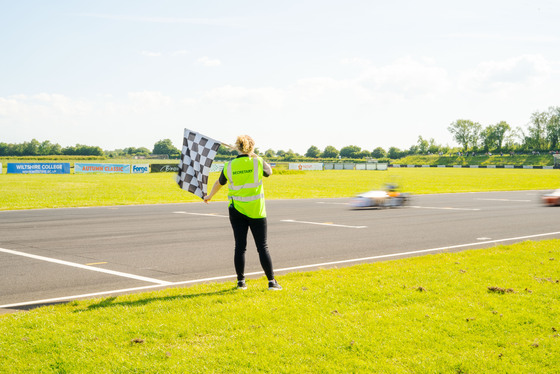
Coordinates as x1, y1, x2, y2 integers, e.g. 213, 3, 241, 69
408, 206, 481, 211
281, 219, 367, 229
475, 198, 531, 202
173, 211, 229, 218
0, 247, 171, 286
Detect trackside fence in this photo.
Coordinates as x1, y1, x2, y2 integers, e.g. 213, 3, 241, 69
1, 162, 557, 175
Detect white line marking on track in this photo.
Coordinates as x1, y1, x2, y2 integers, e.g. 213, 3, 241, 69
281, 219, 367, 229
318, 202, 480, 211
408, 206, 480, 211
3, 230, 560, 310
475, 198, 531, 202
0, 247, 171, 286
173, 211, 228, 218
271, 231, 560, 271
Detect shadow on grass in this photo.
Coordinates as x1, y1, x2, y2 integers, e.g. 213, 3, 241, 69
1, 286, 238, 314
2, 301, 70, 314
75, 286, 238, 313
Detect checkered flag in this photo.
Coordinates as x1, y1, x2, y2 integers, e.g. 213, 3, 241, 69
177, 128, 221, 199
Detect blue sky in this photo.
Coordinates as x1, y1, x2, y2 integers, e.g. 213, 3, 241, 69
1, 0, 559, 153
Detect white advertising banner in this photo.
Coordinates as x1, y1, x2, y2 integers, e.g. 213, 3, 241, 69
75, 163, 130, 174
289, 163, 324, 171
0, 162, 2, 173
356, 163, 388, 170
210, 163, 225, 173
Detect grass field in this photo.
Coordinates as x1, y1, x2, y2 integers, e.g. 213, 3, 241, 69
395, 154, 556, 166
0, 240, 558, 373
1, 168, 559, 210
1, 168, 559, 372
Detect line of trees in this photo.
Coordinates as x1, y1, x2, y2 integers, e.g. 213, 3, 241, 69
0, 139, 104, 157
265, 106, 560, 160
0, 139, 180, 158
2, 107, 558, 159
448, 106, 560, 154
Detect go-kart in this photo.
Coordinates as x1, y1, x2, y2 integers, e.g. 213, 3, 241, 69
542, 189, 560, 206
349, 183, 410, 208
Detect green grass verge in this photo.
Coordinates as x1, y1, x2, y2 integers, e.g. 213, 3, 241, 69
1, 240, 558, 373
1, 168, 559, 210
395, 154, 555, 166
1, 154, 555, 166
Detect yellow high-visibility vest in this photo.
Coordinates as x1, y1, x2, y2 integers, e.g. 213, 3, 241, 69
225, 156, 266, 218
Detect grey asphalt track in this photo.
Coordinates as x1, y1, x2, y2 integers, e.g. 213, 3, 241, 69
1, 190, 559, 312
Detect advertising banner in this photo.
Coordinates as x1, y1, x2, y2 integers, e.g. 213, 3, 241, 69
151, 163, 180, 173
131, 164, 150, 174
289, 163, 324, 171
75, 163, 130, 174
210, 163, 225, 173
7, 162, 71, 174
0, 162, 2, 173
356, 163, 388, 170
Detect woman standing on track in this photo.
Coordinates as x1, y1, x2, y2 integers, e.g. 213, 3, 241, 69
204, 135, 282, 291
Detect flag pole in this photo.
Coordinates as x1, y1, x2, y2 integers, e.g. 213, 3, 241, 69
220, 142, 236, 151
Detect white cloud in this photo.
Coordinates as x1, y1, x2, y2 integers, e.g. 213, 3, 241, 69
196, 56, 222, 67
202, 85, 284, 109
79, 13, 243, 27
0, 94, 96, 145
356, 57, 450, 98
459, 54, 556, 92
127, 91, 174, 112
292, 77, 370, 104
445, 33, 559, 44
2, 53, 559, 152
341, 57, 372, 67
141, 51, 162, 57
0, 94, 92, 118
0, 96, 22, 116
171, 50, 189, 56
141, 50, 190, 58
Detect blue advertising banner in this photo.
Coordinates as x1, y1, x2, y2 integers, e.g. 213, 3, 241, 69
75, 163, 131, 174
131, 164, 150, 174
7, 163, 71, 174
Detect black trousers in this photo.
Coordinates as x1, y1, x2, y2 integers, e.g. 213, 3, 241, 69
228, 205, 274, 281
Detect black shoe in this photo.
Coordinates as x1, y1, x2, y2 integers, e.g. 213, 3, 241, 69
268, 279, 282, 291
237, 280, 247, 290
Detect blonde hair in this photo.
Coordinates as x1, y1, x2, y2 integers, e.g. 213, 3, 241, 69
235, 135, 255, 154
